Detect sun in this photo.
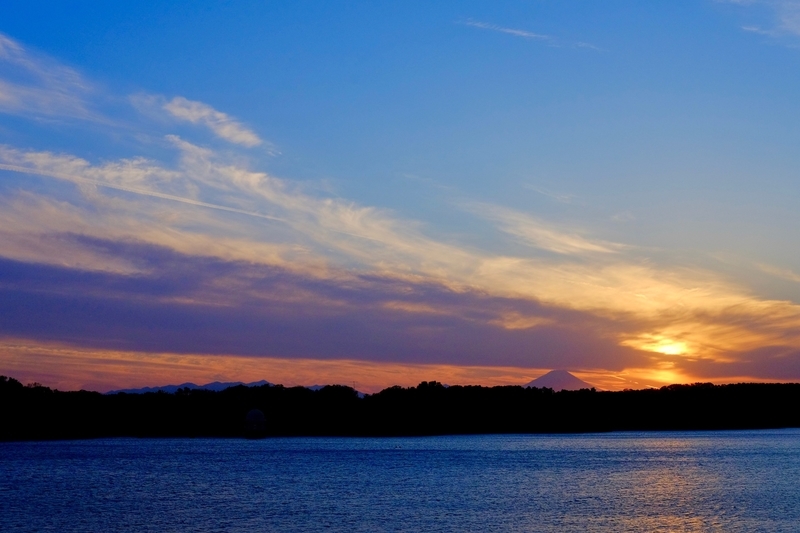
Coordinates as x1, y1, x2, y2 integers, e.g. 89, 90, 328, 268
653, 342, 688, 356
622, 334, 689, 356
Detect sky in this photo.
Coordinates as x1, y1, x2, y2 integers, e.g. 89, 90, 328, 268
2, 1, 800, 392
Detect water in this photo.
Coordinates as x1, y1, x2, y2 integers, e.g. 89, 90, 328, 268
2, 431, 800, 532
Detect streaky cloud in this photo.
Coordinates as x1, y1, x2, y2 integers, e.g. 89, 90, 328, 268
523, 184, 575, 204
462, 19, 552, 41
0, 160, 286, 224
0, 245, 644, 372
0, 33, 96, 121
460, 19, 603, 50
465, 201, 622, 255
163, 96, 264, 148
723, 0, 800, 39
758, 263, 800, 283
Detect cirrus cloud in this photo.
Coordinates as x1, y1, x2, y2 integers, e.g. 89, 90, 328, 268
0, 33, 95, 120
163, 96, 263, 147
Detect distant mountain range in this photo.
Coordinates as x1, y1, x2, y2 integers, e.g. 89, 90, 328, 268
107, 380, 366, 397
107, 380, 272, 394
524, 370, 597, 391
108, 372, 593, 395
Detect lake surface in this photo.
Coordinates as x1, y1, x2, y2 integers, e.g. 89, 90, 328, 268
2, 431, 800, 532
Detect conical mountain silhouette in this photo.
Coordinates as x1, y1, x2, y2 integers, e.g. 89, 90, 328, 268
524, 370, 595, 391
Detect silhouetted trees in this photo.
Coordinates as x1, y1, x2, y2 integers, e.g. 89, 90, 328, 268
2, 375, 800, 441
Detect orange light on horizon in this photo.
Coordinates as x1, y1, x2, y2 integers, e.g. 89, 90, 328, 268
0, 337, 793, 395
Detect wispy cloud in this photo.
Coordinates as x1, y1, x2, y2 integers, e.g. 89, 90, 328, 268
778, 1, 800, 34
611, 211, 635, 223
466, 202, 620, 255
462, 20, 551, 41
758, 263, 800, 283
0, 33, 96, 120
460, 19, 603, 51
722, 0, 800, 38
523, 184, 575, 203
162, 96, 264, 148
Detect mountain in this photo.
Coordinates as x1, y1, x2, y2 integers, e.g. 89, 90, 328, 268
108, 380, 272, 394
524, 370, 596, 391
107, 380, 370, 397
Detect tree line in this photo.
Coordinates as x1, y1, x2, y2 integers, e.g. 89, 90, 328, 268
2, 375, 799, 440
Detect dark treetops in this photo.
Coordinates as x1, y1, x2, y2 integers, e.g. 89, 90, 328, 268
2, 376, 800, 441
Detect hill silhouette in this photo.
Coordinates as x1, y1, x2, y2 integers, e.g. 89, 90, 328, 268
3, 375, 800, 440
108, 380, 272, 394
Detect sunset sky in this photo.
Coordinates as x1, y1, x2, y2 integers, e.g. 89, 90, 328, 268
2, 1, 800, 392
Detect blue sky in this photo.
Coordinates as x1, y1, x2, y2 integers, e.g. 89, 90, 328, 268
2, 1, 800, 391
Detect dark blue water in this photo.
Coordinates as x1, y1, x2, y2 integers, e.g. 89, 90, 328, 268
2, 431, 800, 532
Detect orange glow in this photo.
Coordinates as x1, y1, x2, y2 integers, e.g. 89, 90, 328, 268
0, 337, 793, 395
622, 334, 690, 356
0, 338, 554, 393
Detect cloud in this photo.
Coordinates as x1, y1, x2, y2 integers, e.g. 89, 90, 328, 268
611, 211, 635, 222
758, 263, 800, 283
742, 25, 781, 35
0, 33, 95, 120
765, 0, 800, 35
0, 33, 265, 147
0, 246, 646, 373
524, 184, 575, 203
4, 140, 800, 374
162, 96, 263, 147
722, 0, 800, 38
460, 19, 603, 50
466, 202, 622, 255
461, 20, 552, 41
